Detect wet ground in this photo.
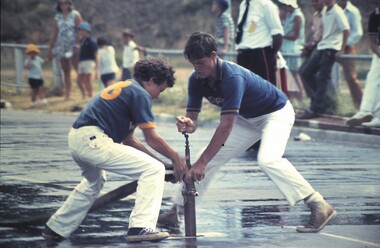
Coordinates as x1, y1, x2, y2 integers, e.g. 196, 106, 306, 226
0, 110, 380, 248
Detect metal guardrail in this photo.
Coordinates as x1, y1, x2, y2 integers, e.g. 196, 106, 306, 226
1, 43, 373, 94
146, 48, 373, 60
1, 43, 63, 93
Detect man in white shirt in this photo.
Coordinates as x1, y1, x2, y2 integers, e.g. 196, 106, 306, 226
336, 0, 363, 109
235, 0, 284, 85
299, 0, 350, 118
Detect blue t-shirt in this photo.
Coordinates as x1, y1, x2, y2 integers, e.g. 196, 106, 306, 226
79, 36, 98, 61
186, 58, 288, 118
73, 80, 155, 143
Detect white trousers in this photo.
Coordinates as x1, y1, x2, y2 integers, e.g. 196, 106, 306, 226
174, 101, 314, 207
360, 54, 380, 118
47, 126, 165, 238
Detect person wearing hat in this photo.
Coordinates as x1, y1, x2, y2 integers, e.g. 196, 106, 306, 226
279, 0, 306, 106
211, 0, 235, 58
77, 21, 99, 99
24, 44, 48, 108
121, 28, 146, 81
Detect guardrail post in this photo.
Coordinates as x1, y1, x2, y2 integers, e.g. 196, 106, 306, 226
14, 48, 24, 94
331, 62, 340, 91
52, 58, 64, 91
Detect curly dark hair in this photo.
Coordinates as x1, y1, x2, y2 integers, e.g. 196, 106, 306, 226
133, 57, 176, 87
184, 32, 217, 60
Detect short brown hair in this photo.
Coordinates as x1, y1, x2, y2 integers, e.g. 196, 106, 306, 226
184, 32, 217, 60
122, 28, 135, 38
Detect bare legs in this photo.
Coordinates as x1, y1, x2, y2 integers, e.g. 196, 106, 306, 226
77, 73, 93, 99
60, 59, 73, 100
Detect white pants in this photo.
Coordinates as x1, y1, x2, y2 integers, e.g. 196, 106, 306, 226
360, 54, 380, 118
47, 126, 165, 238
174, 101, 314, 207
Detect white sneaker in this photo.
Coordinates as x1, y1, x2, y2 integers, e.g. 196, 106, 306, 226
346, 112, 373, 126
362, 117, 380, 128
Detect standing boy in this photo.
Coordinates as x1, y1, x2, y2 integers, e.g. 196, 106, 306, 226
346, 3, 380, 128
77, 21, 99, 99
158, 32, 336, 233
337, 0, 363, 109
121, 28, 146, 81
299, 0, 350, 118
42, 57, 187, 243
24, 44, 48, 108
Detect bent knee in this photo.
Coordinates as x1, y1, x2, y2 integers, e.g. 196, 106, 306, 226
257, 154, 280, 170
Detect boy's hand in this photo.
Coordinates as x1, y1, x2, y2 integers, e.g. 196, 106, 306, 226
176, 116, 194, 133
172, 156, 187, 183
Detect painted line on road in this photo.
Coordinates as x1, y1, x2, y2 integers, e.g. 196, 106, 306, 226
285, 226, 380, 247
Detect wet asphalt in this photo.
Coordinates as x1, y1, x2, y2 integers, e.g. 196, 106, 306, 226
0, 109, 380, 248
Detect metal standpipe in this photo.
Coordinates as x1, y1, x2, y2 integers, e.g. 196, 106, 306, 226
182, 133, 198, 237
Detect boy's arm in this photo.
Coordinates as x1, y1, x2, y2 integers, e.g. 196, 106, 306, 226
123, 131, 166, 164
336, 29, 350, 58
142, 128, 187, 182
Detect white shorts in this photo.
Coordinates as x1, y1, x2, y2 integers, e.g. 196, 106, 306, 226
78, 60, 95, 74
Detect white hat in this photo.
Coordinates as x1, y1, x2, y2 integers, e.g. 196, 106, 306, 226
278, 0, 299, 8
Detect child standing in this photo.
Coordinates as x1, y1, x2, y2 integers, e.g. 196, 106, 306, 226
121, 28, 146, 81
24, 44, 48, 108
77, 21, 98, 99
97, 38, 119, 87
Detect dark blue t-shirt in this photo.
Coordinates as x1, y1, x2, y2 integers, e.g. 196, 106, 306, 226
187, 58, 288, 118
72, 80, 155, 143
79, 36, 98, 61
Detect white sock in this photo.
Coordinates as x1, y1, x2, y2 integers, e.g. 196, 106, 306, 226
305, 191, 324, 204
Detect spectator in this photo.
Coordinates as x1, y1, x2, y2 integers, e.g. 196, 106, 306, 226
121, 28, 146, 81
211, 0, 235, 58
97, 38, 119, 87
299, 0, 325, 98
47, 0, 83, 101
336, 0, 363, 109
279, 0, 306, 105
346, 4, 380, 128
77, 21, 98, 99
298, 0, 350, 119
24, 44, 48, 108
235, 0, 284, 85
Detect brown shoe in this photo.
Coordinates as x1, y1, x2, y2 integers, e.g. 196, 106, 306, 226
296, 200, 337, 233
157, 207, 180, 229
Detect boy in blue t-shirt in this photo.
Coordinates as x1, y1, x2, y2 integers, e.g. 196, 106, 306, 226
42, 58, 187, 243
158, 32, 336, 234
77, 21, 99, 99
